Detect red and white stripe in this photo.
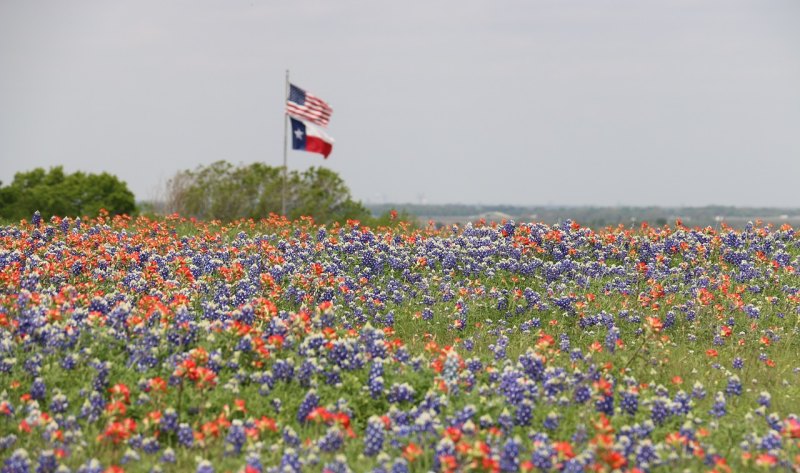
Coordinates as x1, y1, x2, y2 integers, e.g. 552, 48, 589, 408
303, 120, 334, 158
286, 93, 333, 127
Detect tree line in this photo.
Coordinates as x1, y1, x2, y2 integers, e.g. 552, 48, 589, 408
0, 162, 384, 225
0, 167, 136, 220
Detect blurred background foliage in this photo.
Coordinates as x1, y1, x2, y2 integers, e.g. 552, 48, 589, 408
1, 162, 408, 227
0, 166, 137, 220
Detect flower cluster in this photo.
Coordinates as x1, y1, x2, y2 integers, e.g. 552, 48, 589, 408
0, 214, 799, 471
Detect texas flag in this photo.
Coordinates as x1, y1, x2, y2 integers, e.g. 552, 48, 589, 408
290, 117, 334, 159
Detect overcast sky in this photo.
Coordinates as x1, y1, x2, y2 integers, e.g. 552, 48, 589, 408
1, 0, 799, 207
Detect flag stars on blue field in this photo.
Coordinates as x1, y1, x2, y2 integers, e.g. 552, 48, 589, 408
289, 84, 305, 105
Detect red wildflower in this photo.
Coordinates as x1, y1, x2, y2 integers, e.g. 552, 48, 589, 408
646, 316, 663, 333
267, 334, 285, 347
602, 451, 627, 469
307, 407, 333, 423
105, 400, 127, 417
98, 418, 136, 444
592, 414, 615, 435
445, 426, 462, 443
234, 398, 246, 413
403, 442, 423, 462
553, 441, 575, 459
255, 416, 278, 433
784, 418, 800, 438
147, 377, 167, 393
380, 415, 392, 429
755, 453, 778, 467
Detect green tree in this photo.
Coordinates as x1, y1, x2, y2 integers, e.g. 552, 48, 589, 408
166, 161, 371, 224
0, 166, 137, 220
287, 167, 370, 223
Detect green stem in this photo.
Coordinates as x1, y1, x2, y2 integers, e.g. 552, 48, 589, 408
176, 382, 184, 417
623, 336, 648, 371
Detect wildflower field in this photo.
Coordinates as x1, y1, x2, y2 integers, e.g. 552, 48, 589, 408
1, 213, 799, 473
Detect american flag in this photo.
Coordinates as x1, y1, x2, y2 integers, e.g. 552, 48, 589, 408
286, 83, 333, 127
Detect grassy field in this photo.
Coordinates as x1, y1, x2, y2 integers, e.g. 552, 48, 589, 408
1, 213, 799, 472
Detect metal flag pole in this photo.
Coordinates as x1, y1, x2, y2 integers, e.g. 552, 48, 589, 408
282, 69, 289, 216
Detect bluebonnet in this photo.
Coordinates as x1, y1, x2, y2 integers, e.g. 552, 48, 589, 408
3, 449, 32, 473
368, 360, 384, 399
196, 460, 214, 473
363, 416, 384, 456
280, 449, 302, 473
650, 397, 671, 426
620, 390, 639, 415
515, 399, 534, 426
296, 390, 319, 424
725, 375, 742, 397
709, 392, 727, 418
177, 423, 194, 447
543, 412, 560, 431
224, 420, 246, 455
500, 437, 521, 472
595, 394, 614, 416
30, 378, 46, 401
318, 428, 344, 453
36, 450, 57, 473
387, 383, 415, 404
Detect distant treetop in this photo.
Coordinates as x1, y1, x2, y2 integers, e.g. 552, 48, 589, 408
164, 161, 371, 225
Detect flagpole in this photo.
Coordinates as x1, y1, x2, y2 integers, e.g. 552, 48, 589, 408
282, 69, 289, 217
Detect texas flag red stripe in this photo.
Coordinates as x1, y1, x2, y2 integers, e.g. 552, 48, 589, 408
304, 135, 333, 158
